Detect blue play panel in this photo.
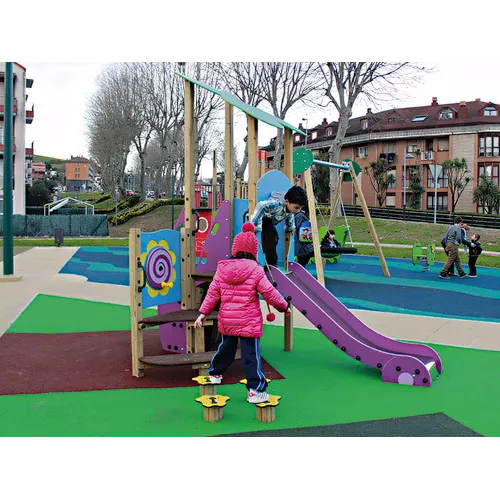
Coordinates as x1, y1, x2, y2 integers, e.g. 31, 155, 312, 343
59, 247, 500, 323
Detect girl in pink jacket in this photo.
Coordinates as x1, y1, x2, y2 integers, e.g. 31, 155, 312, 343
194, 222, 289, 403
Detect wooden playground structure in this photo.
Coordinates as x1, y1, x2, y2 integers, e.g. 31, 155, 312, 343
128, 72, 391, 421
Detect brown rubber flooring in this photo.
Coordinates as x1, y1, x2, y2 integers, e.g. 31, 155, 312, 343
0, 330, 284, 395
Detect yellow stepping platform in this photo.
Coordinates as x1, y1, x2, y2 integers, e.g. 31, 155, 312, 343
239, 378, 271, 385
195, 395, 230, 423
192, 375, 220, 385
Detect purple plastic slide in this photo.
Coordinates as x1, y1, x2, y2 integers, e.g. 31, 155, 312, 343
270, 262, 442, 387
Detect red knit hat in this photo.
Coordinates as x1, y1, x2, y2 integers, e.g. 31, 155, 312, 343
232, 222, 258, 259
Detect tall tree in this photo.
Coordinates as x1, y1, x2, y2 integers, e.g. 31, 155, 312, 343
473, 173, 500, 214
364, 158, 395, 206
319, 62, 430, 211
442, 157, 472, 213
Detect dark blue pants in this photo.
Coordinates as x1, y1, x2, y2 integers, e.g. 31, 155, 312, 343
208, 335, 268, 392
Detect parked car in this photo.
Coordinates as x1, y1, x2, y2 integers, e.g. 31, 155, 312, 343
126, 190, 134, 196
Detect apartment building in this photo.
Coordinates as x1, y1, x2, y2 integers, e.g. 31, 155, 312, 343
0, 62, 34, 214
65, 156, 94, 192
262, 98, 500, 214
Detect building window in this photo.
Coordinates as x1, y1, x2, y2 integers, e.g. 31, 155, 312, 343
411, 115, 428, 122
361, 119, 369, 130
386, 194, 396, 206
439, 108, 453, 120
478, 163, 499, 185
438, 138, 449, 151
311, 131, 318, 140
387, 116, 397, 123
326, 127, 333, 136
383, 143, 396, 154
427, 193, 448, 210
294, 135, 301, 143
387, 170, 396, 189
356, 146, 368, 158
484, 106, 498, 116
427, 168, 448, 188
407, 145, 419, 153
479, 135, 500, 157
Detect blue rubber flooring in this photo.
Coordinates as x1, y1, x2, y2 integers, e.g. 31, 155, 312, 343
59, 248, 500, 322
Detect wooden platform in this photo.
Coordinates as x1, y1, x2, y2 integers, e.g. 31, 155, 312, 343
139, 349, 241, 367
139, 309, 218, 327
193, 272, 215, 282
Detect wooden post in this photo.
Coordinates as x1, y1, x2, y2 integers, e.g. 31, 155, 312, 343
236, 178, 241, 199
225, 103, 234, 243
283, 127, 294, 351
182, 79, 197, 312
323, 171, 344, 268
304, 168, 324, 286
247, 115, 258, 217
212, 150, 217, 209
350, 167, 391, 277
129, 228, 145, 378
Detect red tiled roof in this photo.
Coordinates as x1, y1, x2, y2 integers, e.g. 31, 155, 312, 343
262, 99, 500, 151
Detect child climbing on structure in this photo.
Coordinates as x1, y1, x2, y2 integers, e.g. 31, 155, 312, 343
194, 222, 290, 403
251, 185, 308, 266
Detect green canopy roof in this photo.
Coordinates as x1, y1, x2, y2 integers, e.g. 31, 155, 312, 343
175, 72, 306, 136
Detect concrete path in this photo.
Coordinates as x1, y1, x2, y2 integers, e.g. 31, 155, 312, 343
352, 241, 500, 257
1, 247, 499, 352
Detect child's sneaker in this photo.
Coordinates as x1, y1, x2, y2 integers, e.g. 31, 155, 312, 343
439, 273, 450, 280
208, 375, 222, 384
459, 272, 467, 278
247, 389, 270, 403
467, 274, 477, 278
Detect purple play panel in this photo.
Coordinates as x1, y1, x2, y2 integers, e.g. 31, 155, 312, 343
270, 262, 442, 387
159, 201, 231, 352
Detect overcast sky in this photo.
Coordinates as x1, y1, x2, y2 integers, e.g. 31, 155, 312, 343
22, 61, 500, 178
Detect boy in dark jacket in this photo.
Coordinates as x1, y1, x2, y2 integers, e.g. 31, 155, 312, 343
251, 186, 308, 266
464, 234, 483, 278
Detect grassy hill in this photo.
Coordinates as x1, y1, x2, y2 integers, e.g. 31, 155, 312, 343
33, 155, 66, 165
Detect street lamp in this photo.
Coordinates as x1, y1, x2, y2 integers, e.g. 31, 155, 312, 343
302, 118, 308, 148
403, 148, 415, 214
115, 187, 119, 226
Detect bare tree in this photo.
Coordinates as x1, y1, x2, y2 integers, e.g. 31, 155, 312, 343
216, 62, 266, 178
319, 62, 431, 211
257, 62, 323, 169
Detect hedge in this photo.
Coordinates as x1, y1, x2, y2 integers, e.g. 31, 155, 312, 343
109, 197, 184, 225
0, 215, 109, 237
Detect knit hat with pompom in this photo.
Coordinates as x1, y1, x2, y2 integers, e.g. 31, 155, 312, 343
232, 222, 258, 259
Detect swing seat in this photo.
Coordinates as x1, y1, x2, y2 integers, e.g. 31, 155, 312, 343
309, 226, 352, 264
320, 246, 358, 258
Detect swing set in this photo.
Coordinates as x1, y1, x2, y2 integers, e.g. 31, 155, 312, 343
293, 147, 390, 285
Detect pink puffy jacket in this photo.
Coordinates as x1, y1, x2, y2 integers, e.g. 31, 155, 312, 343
199, 259, 289, 338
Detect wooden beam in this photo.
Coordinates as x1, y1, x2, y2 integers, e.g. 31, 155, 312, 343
247, 114, 258, 217
283, 127, 294, 351
304, 168, 324, 286
129, 228, 145, 378
225, 103, 234, 243
212, 150, 217, 209
323, 171, 344, 268
182, 79, 197, 308
350, 167, 391, 277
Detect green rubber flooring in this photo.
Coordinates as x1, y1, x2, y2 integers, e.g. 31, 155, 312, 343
1, 294, 499, 436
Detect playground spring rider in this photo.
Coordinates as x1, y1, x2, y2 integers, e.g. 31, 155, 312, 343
412, 242, 436, 271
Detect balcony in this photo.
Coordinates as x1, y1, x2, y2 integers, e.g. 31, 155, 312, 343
26, 141, 34, 158
0, 98, 18, 117
421, 150, 434, 161
0, 138, 17, 156
26, 103, 34, 124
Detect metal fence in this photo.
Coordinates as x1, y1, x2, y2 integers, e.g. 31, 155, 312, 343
318, 205, 500, 230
